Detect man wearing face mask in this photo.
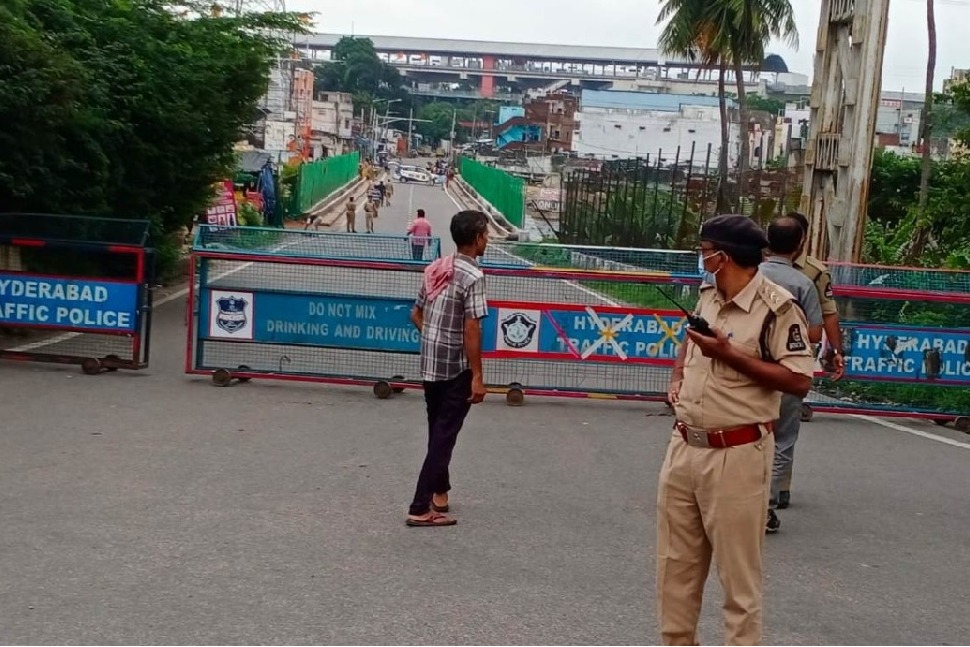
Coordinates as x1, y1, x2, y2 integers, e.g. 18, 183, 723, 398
659, 214, 815, 646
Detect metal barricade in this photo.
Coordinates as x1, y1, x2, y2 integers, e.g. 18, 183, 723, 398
482, 243, 970, 426
187, 226, 442, 395
0, 213, 153, 374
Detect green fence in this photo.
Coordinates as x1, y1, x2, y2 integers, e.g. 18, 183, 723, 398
289, 151, 360, 216
459, 157, 525, 228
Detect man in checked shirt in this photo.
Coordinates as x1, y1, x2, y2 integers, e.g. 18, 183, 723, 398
406, 210, 491, 527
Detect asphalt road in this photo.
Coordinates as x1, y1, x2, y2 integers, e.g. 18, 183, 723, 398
1, 179, 969, 645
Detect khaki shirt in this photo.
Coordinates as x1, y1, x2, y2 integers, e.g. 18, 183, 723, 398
795, 253, 838, 316
674, 273, 815, 430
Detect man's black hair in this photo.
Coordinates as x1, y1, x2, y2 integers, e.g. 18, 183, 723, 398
450, 210, 488, 247
768, 216, 805, 255
787, 211, 810, 233
417, 209, 425, 218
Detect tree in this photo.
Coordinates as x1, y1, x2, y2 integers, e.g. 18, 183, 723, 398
0, 0, 305, 274
746, 93, 787, 117
906, 0, 937, 262
313, 36, 410, 117
658, 0, 733, 212
721, 0, 798, 195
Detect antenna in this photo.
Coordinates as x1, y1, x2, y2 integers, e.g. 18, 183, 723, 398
654, 286, 715, 338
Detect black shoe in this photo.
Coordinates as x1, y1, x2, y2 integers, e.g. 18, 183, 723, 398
777, 491, 791, 510
766, 509, 781, 534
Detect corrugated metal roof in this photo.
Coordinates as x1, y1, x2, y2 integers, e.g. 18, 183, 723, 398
580, 89, 733, 111
305, 34, 690, 65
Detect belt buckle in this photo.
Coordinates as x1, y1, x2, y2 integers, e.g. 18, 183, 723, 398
687, 426, 710, 448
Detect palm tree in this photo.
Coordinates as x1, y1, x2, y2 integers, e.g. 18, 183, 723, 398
658, 0, 733, 212
908, 0, 937, 261
722, 0, 798, 198
659, 0, 798, 212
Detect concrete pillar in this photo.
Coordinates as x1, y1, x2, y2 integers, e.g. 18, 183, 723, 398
481, 55, 495, 98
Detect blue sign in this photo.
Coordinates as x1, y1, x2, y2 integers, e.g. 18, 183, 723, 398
0, 272, 138, 332
484, 303, 686, 363
203, 288, 420, 352
842, 324, 970, 385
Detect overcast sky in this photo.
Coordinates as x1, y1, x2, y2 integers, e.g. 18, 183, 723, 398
287, 0, 970, 92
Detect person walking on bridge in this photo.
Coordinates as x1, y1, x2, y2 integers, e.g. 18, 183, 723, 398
759, 216, 824, 534
407, 209, 433, 261
344, 196, 357, 233
660, 214, 814, 645
406, 210, 490, 527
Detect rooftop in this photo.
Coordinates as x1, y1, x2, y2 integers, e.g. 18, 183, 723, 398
304, 33, 690, 65
580, 89, 734, 111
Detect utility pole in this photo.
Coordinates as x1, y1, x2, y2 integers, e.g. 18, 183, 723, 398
407, 107, 414, 155
800, 0, 891, 262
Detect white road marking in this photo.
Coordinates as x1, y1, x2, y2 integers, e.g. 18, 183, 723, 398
850, 414, 970, 450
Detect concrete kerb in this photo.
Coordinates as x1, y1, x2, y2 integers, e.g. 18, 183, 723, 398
302, 177, 369, 227
452, 176, 521, 241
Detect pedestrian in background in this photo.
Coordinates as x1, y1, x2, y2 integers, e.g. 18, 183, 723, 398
385, 181, 394, 207
363, 199, 377, 234
660, 214, 814, 646
407, 209, 433, 261
377, 181, 387, 207
759, 215, 824, 533
406, 210, 490, 527
344, 196, 357, 233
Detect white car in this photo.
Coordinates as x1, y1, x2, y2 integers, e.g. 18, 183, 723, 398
396, 165, 433, 184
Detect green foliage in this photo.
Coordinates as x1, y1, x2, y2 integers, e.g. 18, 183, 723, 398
237, 201, 263, 227
746, 93, 786, 116
416, 102, 458, 144
0, 0, 305, 277
313, 36, 410, 116
864, 151, 970, 269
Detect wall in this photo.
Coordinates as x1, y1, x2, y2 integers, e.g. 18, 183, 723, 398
609, 77, 760, 97
498, 106, 525, 125
875, 106, 922, 147
574, 105, 738, 166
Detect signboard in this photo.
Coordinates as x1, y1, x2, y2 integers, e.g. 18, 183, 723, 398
880, 98, 902, 109
203, 290, 419, 352
205, 181, 238, 227
483, 301, 685, 364
0, 272, 138, 332
837, 324, 970, 386
534, 188, 562, 212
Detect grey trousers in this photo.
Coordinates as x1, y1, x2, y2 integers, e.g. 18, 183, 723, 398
771, 393, 803, 503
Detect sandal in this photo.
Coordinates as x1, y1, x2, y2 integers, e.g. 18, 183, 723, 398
431, 495, 449, 513
406, 512, 456, 527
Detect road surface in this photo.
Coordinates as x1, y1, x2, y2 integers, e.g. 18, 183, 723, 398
1, 177, 969, 644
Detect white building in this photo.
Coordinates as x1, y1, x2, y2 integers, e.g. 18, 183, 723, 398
573, 90, 739, 167
311, 92, 355, 158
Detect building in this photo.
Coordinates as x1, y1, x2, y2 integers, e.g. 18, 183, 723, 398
524, 93, 579, 153
311, 92, 355, 158
943, 68, 969, 94
290, 68, 315, 161
573, 90, 738, 166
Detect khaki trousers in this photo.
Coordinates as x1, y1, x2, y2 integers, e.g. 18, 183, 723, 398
345, 212, 356, 232
656, 430, 773, 646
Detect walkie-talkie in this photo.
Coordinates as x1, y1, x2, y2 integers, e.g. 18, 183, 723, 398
656, 287, 716, 338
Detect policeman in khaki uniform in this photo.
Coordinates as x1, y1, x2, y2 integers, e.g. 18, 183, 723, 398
660, 215, 815, 646
788, 212, 846, 384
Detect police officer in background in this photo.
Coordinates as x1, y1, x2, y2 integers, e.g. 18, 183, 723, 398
760, 216, 825, 533
660, 214, 814, 646
788, 211, 847, 384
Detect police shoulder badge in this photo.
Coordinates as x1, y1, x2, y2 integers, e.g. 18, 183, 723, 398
216, 296, 248, 334
786, 323, 807, 352
500, 312, 538, 350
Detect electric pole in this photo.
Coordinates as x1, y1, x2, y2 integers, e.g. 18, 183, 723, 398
800, 0, 891, 262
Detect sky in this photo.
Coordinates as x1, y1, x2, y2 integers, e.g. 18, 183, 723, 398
285, 0, 970, 92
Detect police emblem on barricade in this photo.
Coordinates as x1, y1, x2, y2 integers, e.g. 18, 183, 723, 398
500, 311, 538, 351
217, 296, 248, 334
208, 289, 254, 340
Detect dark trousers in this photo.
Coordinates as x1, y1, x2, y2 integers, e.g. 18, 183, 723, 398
409, 370, 473, 515
411, 243, 425, 261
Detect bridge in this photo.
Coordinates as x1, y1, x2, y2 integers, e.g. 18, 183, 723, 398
297, 33, 733, 99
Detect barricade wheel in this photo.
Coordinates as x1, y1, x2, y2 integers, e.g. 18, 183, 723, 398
103, 354, 121, 372
955, 417, 970, 434
374, 381, 393, 400
391, 375, 406, 394
212, 369, 233, 387
507, 382, 525, 407
236, 365, 252, 383
800, 404, 814, 423
81, 358, 102, 376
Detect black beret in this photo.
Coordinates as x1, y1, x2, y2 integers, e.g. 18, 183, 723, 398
700, 214, 768, 251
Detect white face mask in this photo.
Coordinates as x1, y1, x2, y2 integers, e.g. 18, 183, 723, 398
698, 251, 722, 284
